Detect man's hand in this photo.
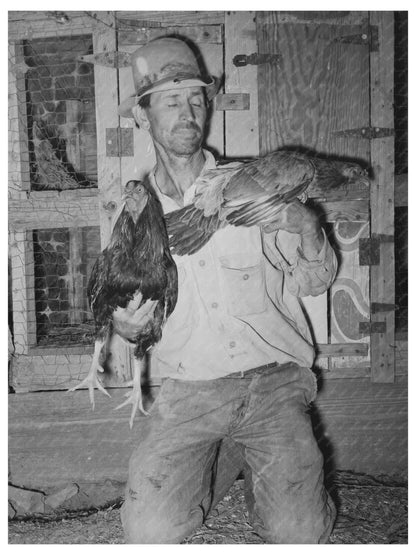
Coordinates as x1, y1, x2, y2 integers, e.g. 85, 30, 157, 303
262, 200, 324, 261
112, 293, 158, 341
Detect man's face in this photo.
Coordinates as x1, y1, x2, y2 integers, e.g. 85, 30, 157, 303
142, 87, 207, 156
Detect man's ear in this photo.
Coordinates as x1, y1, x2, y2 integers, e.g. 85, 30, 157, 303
132, 105, 150, 130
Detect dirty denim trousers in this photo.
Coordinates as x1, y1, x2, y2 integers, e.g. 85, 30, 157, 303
121, 362, 336, 543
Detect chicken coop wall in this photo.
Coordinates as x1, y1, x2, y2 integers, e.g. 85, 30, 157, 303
8, 11, 407, 391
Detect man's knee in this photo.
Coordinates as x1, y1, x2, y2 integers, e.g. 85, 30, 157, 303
250, 497, 336, 544
120, 495, 204, 544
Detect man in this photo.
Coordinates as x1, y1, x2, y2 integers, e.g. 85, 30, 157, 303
117, 36, 337, 544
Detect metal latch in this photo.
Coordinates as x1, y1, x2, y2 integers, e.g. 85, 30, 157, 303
334, 25, 379, 52
106, 128, 134, 157
233, 53, 280, 67
78, 51, 131, 68
333, 127, 395, 140
359, 234, 394, 266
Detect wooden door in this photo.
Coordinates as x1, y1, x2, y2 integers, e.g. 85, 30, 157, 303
255, 11, 395, 381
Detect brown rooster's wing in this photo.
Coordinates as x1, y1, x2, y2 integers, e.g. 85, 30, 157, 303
223, 150, 315, 205
166, 151, 316, 255
222, 150, 315, 227
165, 204, 224, 256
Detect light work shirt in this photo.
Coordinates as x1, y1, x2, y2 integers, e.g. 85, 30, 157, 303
149, 150, 338, 380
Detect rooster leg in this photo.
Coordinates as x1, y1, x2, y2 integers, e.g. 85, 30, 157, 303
115, 357, 149, 428
68, 338, 111, 408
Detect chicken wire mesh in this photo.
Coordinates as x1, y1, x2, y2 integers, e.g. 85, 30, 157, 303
20, 34, 98, 191
8, 11, 407, 349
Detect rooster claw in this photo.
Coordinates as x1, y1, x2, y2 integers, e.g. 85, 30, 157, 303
68, 373, 111, 409
115, 390, 149, 428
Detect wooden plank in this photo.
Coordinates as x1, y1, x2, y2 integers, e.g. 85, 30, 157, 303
313, 378, 407, 476
115, 11, 225, 25
118, 25, 222, 45
8, 377, 408, 508
8, 11, 97, 41
316, 342, 368, 357
369, 12, 395, 382
93, 14, 121, 248
10, 230, 36, 356
224, 11, 259, 157
319, 367, 371, 379
8, 41, 31, 195
256, 13, 371, 162
9, 190, 100, 230
274, 12, 368, 26
307, 181, 370, 201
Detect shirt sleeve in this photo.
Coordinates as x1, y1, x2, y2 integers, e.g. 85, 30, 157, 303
273, 228, 338, 297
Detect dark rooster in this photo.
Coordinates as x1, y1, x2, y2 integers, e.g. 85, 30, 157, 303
70, 179, 178, 427
165, 149, 369, 256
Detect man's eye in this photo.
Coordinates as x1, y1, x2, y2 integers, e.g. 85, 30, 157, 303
167, 103, 178, 107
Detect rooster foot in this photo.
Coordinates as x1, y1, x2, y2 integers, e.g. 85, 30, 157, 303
68, 365, 111, 409
115, 382, 149, 428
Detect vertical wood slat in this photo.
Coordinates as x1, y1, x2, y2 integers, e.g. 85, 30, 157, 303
369, 12, 395, 382
93, 12, 122, 249
224, 11, 259, 157
8, 41, 31, 195
93, 12, 132, 385
10, 230, 36, 354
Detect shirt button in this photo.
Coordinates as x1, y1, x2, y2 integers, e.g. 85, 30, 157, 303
229, 341, 236, 348
199, 260, 206, 267
243, 274, 249, 280
211, 302, 218, 308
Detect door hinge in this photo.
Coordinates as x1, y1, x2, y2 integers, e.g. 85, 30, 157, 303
359, 234, 394, 266
215, 93, 250, 111
233, 52, 280, 67
78, 51, 131, 68
358, 321, 387, 335
334, 25, 379, 51
106, 128, 134, 157
332, 126, 395, 140
371, 302, 398, 314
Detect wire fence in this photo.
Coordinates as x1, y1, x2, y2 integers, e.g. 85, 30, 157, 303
8, 11, 408, 347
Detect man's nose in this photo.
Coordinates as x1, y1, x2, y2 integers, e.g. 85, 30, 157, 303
179, 101, 195, 121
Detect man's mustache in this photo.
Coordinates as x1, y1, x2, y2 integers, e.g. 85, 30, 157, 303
173, 122, 202, 134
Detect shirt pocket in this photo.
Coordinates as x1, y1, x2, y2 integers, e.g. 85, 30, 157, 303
219, 253, 267, 317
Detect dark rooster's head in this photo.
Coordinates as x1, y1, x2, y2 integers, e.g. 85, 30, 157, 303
123, 180, 149, 224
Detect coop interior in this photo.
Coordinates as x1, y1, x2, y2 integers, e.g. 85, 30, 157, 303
8, 11, 407, 521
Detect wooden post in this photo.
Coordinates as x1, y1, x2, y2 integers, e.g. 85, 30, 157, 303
93, 12, 122, 248
369, 12, 395, 382
224, 11, 259, 157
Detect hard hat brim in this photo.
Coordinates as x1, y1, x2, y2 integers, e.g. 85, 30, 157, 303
118, 76, 221, 119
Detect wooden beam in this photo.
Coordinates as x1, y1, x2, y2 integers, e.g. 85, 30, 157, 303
9, 190, 100, 230
369, 12, 395, 382
224, 11, 259, 158
316, 342, 369, 357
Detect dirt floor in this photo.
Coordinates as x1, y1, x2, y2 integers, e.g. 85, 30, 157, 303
8, 471, 407, 544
